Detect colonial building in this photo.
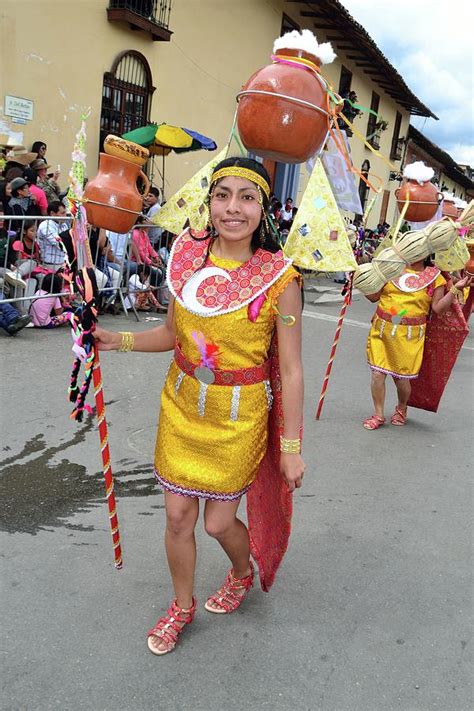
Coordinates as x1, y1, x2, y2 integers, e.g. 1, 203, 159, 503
1, 0, 445, 227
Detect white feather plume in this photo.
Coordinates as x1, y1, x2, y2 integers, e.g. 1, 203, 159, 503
403, 161, 434, 183
273, 29, 336, 65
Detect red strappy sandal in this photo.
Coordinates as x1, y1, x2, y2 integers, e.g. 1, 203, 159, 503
391, 406, 407, 426
147, 597, 196, 656
363, 414, 385, 430
204, 562, 254, 614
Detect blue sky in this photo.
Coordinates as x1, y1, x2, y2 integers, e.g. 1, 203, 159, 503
340, 0, 473, 166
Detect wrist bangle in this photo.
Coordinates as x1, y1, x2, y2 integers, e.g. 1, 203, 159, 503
118, 331, 135, 352
280, 436, 301, 454
449, 285, 462, 298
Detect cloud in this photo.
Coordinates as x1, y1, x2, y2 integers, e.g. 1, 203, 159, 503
340, 0, 473, 165
440, 143, 474, 166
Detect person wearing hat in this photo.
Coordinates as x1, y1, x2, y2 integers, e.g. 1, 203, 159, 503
8, 177, 37, 226
4, 146, 37, 167
31, 158, 61, 203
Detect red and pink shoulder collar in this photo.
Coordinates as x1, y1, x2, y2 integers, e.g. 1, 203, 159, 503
391, 266, 440, 293
166, 229, 292, 317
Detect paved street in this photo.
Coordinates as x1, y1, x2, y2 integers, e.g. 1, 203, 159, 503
1, 284, 472, 711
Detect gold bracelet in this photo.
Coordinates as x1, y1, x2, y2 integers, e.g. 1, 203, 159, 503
118, 331, 135, 352
449, 285, 462, 298
280, 436, 301, 454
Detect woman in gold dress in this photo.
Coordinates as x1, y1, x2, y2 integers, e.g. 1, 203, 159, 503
364, 259, 470, 430
95, 158, 305, 655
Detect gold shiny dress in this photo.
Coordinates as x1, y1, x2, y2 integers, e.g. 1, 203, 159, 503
367, 268, 446, 378
154, 252, 298, 500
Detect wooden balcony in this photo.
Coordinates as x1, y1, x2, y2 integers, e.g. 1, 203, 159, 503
107, 0, 173, 41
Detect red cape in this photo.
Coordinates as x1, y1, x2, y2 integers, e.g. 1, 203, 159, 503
408, 281, 469, 412
246, 337, 293, 592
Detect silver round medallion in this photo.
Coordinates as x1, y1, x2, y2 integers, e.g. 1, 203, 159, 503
194, 366, 215, 385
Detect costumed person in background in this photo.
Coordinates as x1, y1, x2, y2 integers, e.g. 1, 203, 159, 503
94, 157, 305, 656
363, 260, 472, 429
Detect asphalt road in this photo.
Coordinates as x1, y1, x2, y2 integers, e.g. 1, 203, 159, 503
1, 281, 472, 711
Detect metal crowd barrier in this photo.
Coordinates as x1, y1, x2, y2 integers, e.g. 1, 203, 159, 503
0, 214, 171, 322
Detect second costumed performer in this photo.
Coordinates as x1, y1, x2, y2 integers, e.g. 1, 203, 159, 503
95, 157, 305, 655
363, 260, 471, 429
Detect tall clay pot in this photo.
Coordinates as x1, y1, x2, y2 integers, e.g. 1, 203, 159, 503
84, 154, 150, 233
395, 179, 442, 222
236, 48, 330, 163
465, 242, 474, 276
442, 196, 458, 219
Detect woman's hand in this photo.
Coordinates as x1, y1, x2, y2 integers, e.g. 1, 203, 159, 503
280, 452, 306, 493
94, 326, 121, 351
454, 275, 474, 290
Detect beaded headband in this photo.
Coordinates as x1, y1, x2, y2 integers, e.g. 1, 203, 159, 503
210, 166, 271, 199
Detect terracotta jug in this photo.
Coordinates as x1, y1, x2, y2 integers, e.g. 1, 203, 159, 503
441, 196, 458, 219
84, 154, 150, 233
464, 241, 474, 276
395, 179, 442, 222
236, 48, 330, 163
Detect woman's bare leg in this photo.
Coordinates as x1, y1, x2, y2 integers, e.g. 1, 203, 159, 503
370, 370, 387, 417
203, 498, 252, 611
204, 498, 251, 578
393, 376, 411, 412
149, 491, 199, 653
164, 491, 199, 607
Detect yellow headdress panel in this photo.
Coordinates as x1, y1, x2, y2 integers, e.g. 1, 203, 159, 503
434, 238, 470, 271
152, 147, 228, 234
284, 159, 357, 272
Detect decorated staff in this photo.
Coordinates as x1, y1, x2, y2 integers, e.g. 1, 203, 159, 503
315, 276, 353, 420
66, 116, 123, 569
68, 263, 123, 569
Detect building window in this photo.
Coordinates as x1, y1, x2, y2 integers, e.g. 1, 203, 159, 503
390, 111, 403, 160
366, 91, 380, 146
100, 51, 154, 150
338, 66, 352, 95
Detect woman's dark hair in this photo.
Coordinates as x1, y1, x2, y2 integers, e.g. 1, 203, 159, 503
31, 141, 47, 154
41, 272, 63, 294
23, 168, 38, 186
47, 200, 62, 215
21, 220, 36, 238
208, 156, 280, 254
137, 264, 151, 279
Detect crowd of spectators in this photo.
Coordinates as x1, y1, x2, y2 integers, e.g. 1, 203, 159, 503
1, 139, 397, 337
269, 194, 298, 243
0, 140, 169, 336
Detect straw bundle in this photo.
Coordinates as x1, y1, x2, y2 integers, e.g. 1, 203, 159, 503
354, 201, 473, 294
